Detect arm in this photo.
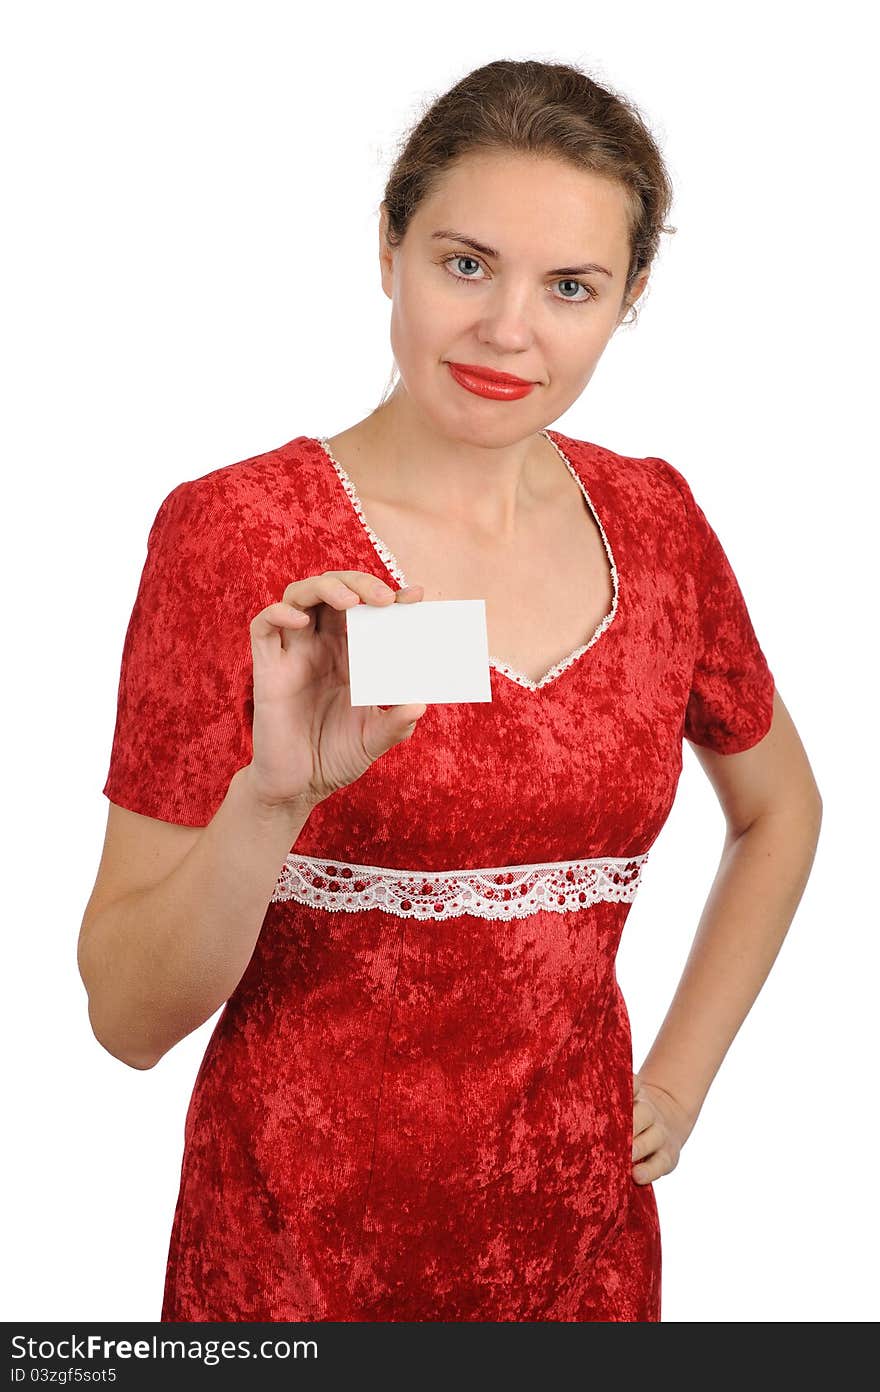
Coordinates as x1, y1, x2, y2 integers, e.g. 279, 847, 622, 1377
78, 767, 312, 1071
633, 689, 822, 1177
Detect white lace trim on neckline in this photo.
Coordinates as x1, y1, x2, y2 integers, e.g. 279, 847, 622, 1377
314, 430, 620, 692
270, 851, 649, 920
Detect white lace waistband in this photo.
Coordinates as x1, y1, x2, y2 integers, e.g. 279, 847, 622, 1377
269, 851, 649, 920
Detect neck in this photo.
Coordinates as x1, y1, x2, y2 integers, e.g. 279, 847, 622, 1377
356, 389, 556, 537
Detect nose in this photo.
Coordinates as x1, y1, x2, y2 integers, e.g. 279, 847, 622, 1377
474, 290, 536, 354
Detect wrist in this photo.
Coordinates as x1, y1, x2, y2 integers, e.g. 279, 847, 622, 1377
234, 764, 319, 824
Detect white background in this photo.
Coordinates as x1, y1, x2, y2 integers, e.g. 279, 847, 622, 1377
3, 0, 875, 1325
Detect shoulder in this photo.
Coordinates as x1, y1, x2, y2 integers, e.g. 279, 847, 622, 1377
546, 428, 695, 533
132, 437, 331, 607
167, 434, 325, 516
148, 434, 330, 555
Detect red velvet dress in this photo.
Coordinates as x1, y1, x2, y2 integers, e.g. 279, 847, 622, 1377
101, 428, 775, 1322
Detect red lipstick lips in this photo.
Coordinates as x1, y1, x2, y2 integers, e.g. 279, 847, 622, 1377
446, 361, 537, 401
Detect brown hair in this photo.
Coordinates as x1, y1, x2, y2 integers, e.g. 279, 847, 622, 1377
376, 58, 676, 404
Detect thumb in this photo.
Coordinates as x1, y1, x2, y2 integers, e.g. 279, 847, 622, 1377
632, 1071, 642, 1098
374, 701, 428, 740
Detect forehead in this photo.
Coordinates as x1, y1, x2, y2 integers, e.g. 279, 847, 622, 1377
412, 151, 631, 264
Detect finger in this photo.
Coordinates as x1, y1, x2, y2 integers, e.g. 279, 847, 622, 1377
364, 701, 428, 754
632, 1121, 665, 1162
633, 1147, 675, 1184
632, 1157, 661, 1185
377, 701, 428, 724
281, 573, 363, 613
250, 601, 311, 646
323, 571, 419, 605
633, 1097, 657, 1133
282, 571, 398, 612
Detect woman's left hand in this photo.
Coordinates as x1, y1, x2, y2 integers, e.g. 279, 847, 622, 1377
631, 1072, 696, 1185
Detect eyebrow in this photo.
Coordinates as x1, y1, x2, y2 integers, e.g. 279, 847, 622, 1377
430, 228, 613, 278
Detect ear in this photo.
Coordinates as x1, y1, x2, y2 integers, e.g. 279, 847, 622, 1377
616, 267, 650, 326
633, 267, 650, 300
378, 203, 394, 299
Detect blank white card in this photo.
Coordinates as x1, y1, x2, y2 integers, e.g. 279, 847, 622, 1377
345, 598, 493, 706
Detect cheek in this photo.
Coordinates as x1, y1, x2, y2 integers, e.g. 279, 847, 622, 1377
556, 321, 615, 374
538, 343, 605, 404
392, 282, 460, 359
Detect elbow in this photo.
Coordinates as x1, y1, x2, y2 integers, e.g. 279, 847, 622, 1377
96, 1029, 162, 1071
730, 787, 823, 846
85, 996, 162, 1071
78, 923, 163, 1070
106, 1040, 162, 1071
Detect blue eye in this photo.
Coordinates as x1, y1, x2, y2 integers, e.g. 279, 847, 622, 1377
440, 253, 597, 305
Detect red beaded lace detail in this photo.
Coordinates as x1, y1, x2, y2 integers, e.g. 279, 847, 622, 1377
270, 851, 649, 920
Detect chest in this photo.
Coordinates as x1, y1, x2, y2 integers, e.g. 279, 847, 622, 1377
355, 490, 616, 687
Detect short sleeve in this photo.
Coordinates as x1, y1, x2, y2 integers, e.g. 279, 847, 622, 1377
101, 476, 261, 825
654, 458, 776, 755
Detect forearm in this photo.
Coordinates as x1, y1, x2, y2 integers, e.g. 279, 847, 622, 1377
82, 767, 312, 1069
637, 801, 822, 1127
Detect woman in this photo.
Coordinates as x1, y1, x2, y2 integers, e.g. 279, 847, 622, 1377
78, 59, 822, 1322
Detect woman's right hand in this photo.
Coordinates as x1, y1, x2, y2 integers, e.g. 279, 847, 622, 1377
245, 570, 427, 812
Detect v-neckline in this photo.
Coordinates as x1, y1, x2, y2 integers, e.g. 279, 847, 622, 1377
312, 428, 620, 693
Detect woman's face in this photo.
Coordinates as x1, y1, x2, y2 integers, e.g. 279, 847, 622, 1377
378, 151, 648, 442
